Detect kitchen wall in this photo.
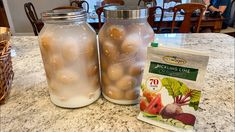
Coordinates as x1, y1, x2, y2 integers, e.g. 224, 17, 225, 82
3, 0, 70, 35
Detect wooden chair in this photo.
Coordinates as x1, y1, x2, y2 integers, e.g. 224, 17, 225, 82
96, 6, 105, 29
96, 4, 122, 29
138, 0, 157, 7
163, 0, 182, 12
171, 3, 206, 33
101, 0, 125, 6
70, 0, 89, 12
24, 2, 44, 36
148, 6, 164, 33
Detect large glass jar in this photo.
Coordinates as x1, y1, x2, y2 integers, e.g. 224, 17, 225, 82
98, 6, 154, 105
39, 9, 100, 108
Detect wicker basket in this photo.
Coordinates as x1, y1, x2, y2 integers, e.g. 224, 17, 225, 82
0, 27, 14, 104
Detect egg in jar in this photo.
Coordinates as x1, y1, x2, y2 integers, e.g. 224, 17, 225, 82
56, 69, 79, 85
84, 38, 97, 60
40, 35, 53, 53
100, 55, 109, 71
50, 55, 64, 70
121, 33, 142, 55
48, 80, 60, 94
61, 37, 79, 62
44, 63, 54, 81
125, 88, 139, 100
128, 63, 144, 76
102, 41, 119, 61
107, 63, 124, 81
86, 62, 99, 77
115, 75, 137, 91
104, 86, 124, 100
101, 73, 111, 87
107, 25, 125, 41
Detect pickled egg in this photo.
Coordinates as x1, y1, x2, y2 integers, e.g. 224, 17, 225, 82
40, 35, 53, 53
101, 73, 111, 87
125, 88, 139, 100
107, 25, 125, 41
48, 80, 59, 94
100, 55, 109, 71
56, 69, 79, 84
44, 64, 53, 81
116, 75, 137, 91
128, 63, 144, 76
84, 39, 97, 60
98, 29, 106, 44
104, 86, 124, 100
50, 55, 64, 70
107, 64, 124, 81
87, 63, 99, 77
61, 38, 79, 62
121, 34, 142, 54
90, 76, 100, 90
102, 41, 119, 61
127, 23, 144, 32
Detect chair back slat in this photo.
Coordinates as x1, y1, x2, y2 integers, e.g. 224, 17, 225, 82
96, 3, 123, 29
171, 3, 206, 33
148, 6, 164, 33
24, 2, 43, 36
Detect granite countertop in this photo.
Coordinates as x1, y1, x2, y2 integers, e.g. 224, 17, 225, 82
0, 33, 234, 132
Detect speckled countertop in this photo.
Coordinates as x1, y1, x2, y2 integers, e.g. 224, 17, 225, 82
0, 33, 234, 132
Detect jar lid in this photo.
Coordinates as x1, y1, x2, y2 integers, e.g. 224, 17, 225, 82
104, 6, 148, 19
41, 9, 87, 22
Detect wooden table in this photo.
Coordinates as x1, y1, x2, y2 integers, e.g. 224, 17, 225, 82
155, 15, 224, 33
87, 14, 224, 33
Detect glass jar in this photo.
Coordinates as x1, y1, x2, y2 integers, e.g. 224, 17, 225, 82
39, 9, 100, 108
98, 6, 154, 105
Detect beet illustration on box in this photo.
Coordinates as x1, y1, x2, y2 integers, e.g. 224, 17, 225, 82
138, 46, 209, 132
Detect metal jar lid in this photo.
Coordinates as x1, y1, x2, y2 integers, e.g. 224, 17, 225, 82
41, 8, 87, 22
104, 6, 148, 19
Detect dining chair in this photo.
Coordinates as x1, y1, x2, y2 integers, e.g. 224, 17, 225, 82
147, 6, 164, 33
70, 0, 89, 12
96, 6, 105, 29
171, 3, 206, 33
24, 2, 44, 36
138, 0, 157, 7
101, 0, 125, 6
163, 0, 182, 12
96, 4, 121, 29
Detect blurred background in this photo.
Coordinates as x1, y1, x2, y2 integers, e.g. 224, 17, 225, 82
1, 0, 197, 35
